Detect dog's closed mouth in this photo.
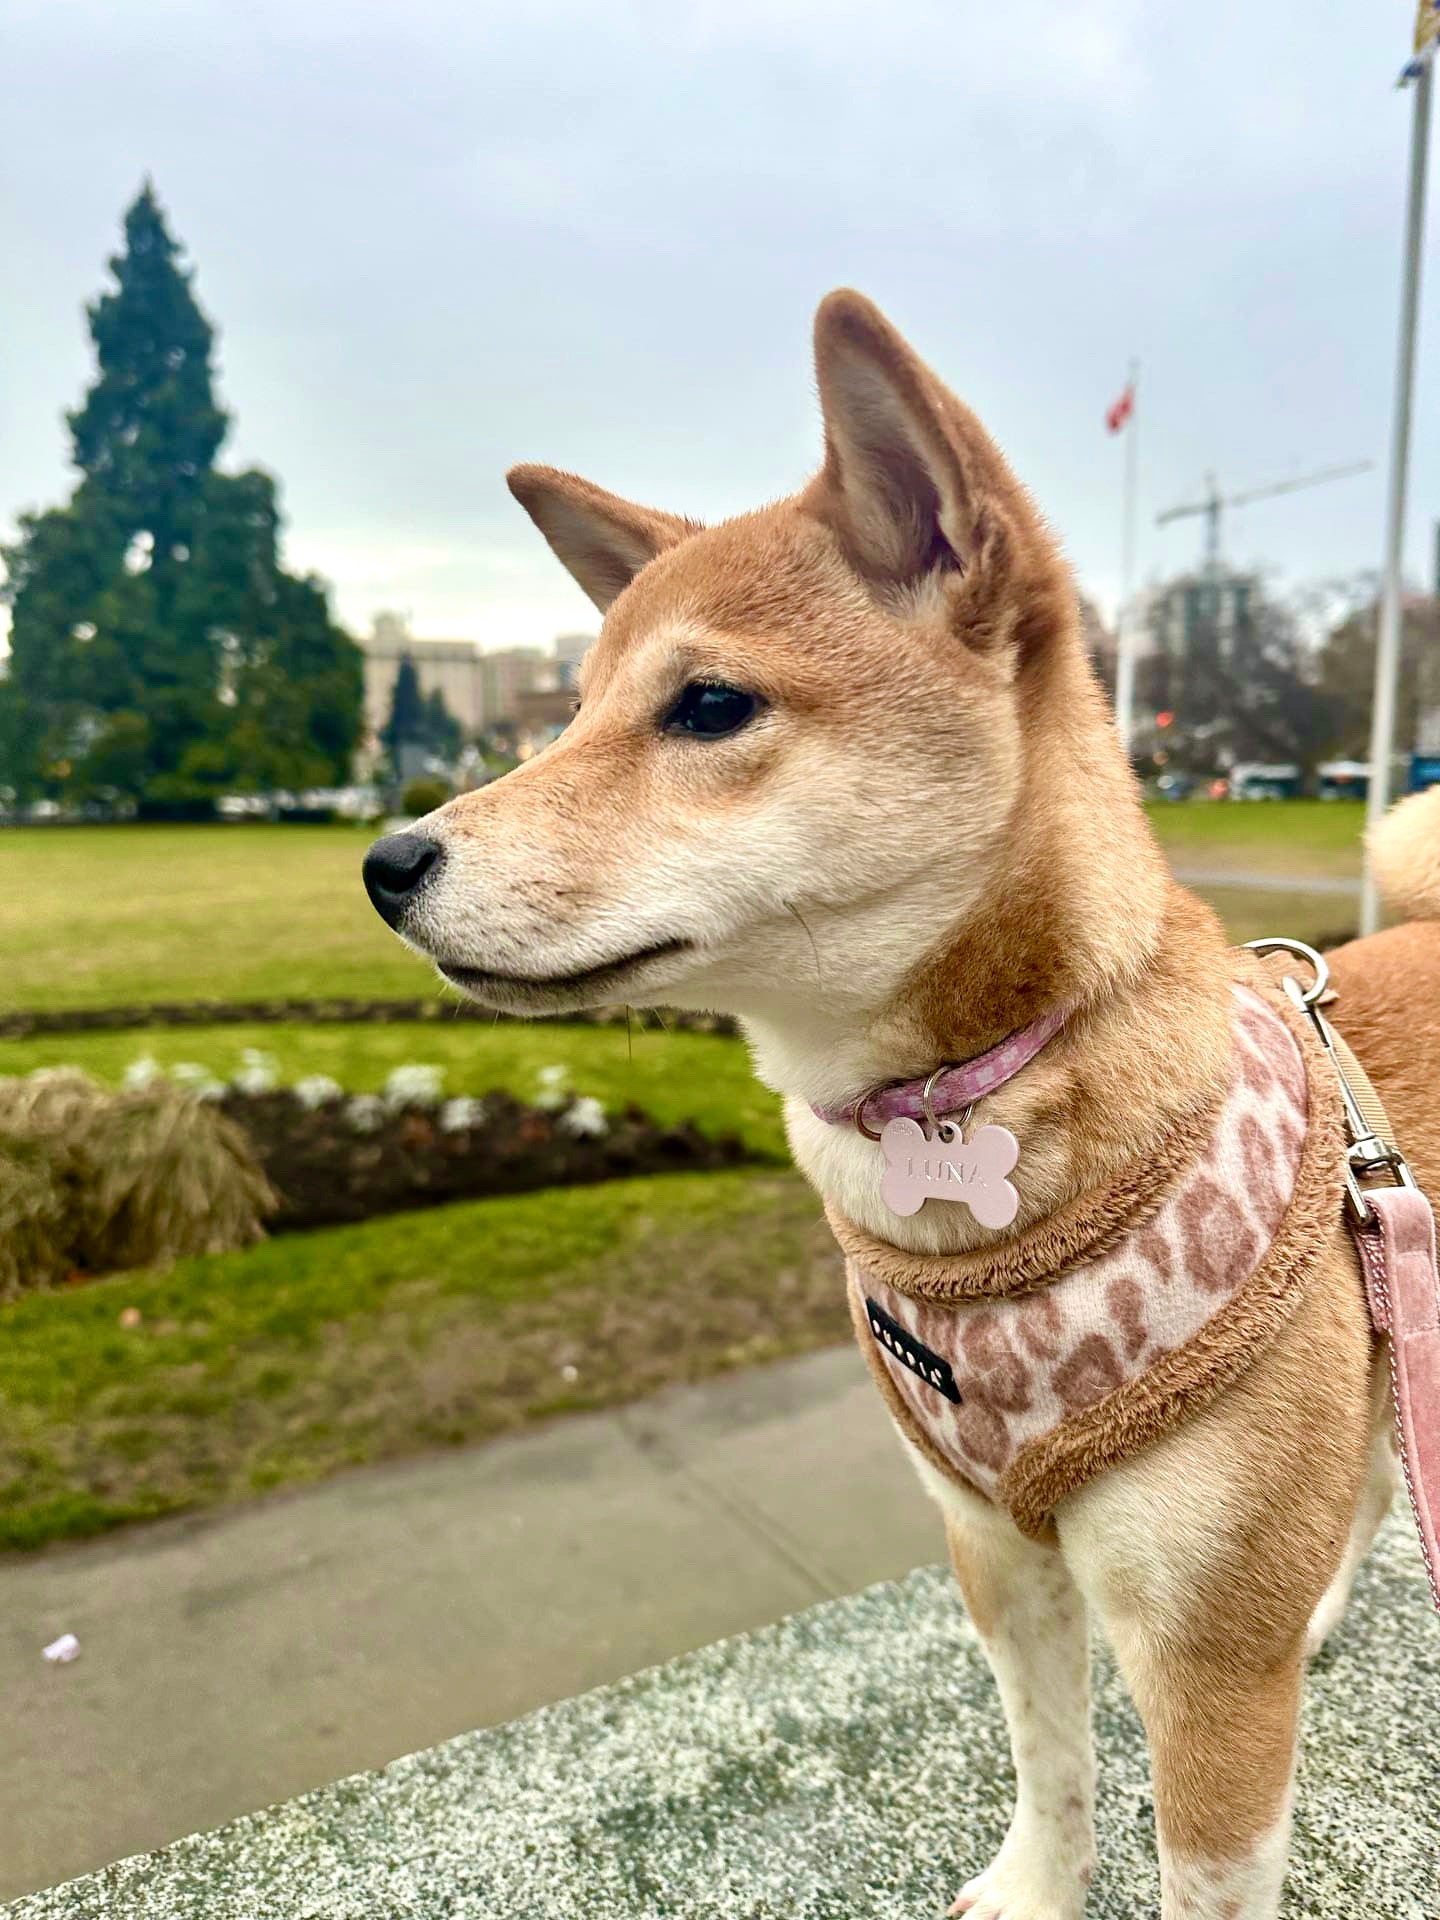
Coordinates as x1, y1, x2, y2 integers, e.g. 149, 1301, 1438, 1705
438, 936, 693, 998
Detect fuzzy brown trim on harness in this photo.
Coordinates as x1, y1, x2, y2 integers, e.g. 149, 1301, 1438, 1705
826, 1081, 1225, 1303
999, 981, 1344, 1535
838, 964, 1347, 1541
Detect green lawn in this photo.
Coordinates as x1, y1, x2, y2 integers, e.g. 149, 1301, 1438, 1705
0, 803, 1371, 1555
1144, 798, 1365, 878
1, 806, 1369, 1016
0, 1169, 838, 1552
0, 1020, 787, 1160
2, 822, 430, 1012
1181, 886, 1360, 951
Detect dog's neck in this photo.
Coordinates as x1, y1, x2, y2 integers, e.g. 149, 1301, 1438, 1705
747, 883, 1234, 1257
736, 670, 1237, 1256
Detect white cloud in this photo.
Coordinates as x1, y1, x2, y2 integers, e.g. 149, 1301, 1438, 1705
1, 0, 1432, 647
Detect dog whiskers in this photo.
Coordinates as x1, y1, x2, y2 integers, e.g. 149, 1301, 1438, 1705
785, 900, 824, 992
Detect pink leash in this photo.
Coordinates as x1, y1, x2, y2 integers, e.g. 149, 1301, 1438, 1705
1249, 938, 1440, 1616
1352, 1188, 1440, 1614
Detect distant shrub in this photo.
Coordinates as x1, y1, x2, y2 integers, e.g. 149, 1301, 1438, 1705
401, 776, 450, 818
0, 1069, 275, 1298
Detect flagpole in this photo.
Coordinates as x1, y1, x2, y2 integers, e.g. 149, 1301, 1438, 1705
1113, 358, 1140, 752
1363, 55, 1434, 934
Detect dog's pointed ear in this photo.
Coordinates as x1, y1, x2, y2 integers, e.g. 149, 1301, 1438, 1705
506, 465, 698, 612
809, 290, 1046, 630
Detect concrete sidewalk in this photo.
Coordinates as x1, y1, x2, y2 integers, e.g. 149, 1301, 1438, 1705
10, 1511, 1436, 1919
1171, 864, 1362, 898
0, 1345, 940, 1902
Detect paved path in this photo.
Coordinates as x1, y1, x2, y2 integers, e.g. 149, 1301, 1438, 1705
9, 1511, 1435, 1919
1172, 864, 1362, 897
0, 1346, 939, 1902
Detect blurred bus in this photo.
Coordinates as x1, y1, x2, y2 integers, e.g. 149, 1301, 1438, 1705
1229, 762, 1302, 801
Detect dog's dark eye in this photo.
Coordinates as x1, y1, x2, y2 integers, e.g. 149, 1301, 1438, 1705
663, 682, 762, 738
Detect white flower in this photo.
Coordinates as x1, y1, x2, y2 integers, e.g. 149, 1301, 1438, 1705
559, 1095, 608, 1139
123, 1054, 161, 1090
294, 1074, 343, 1110
383, 1063, 444, 1109
534, 1063, 572, 1110
346, 1093, 386, 1133
233, 1048, 278, 1095
170, 1061, 228, 1102
439, 1096, 486, 1133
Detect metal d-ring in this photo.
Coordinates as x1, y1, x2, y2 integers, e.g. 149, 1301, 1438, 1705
852, 1083, 889, 1143
1244, 936, 1330, 1007
920, 1067, 948, 1134
921, 1067, 974, 1139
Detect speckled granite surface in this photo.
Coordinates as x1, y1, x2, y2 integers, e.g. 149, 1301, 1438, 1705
9, 1508, 1438, 1919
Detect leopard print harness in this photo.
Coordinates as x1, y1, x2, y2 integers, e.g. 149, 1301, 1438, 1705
839, 981, 1343, 1538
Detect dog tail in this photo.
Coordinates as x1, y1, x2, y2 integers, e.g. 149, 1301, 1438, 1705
1367, 785, 1440, 921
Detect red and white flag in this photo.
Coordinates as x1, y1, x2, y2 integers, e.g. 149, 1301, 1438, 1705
1105, 382, 1135, 434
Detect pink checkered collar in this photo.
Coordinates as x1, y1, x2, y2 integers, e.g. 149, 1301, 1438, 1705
811, 1004, 1071, 1133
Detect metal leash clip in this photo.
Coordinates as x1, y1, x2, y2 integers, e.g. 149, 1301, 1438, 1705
1246, 937, 1418, 1225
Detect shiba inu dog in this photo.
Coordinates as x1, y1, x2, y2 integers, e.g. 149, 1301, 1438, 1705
363, 291, 1440, 1919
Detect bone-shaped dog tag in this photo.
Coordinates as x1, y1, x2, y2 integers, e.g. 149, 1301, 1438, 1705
878, 1117, 1020, 1227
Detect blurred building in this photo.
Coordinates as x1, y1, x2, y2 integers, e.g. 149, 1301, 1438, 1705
481, 647, 550, 729
513, 685, 578, 756
552, 632, 595, 690
1149, 571, 1256, 671
360, 622, 602, 752
362, 614, 486, 737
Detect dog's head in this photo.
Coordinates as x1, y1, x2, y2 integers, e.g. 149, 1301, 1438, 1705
364, 291, 1096, 1025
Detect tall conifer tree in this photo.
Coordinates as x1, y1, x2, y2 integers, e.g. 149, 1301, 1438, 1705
0, 184, 362, 812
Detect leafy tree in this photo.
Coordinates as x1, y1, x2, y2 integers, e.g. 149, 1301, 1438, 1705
1134, 572, 1345, 776
379, 658, 463, 771
1316, 585, 1438, 760
381, 656, 426, 765
0, 183, 362, 812
423, 687, 463, 760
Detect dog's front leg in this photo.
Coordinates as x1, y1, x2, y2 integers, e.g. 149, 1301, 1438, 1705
1058, 1429, 1324, 1918
1089, 1613, 1302, 1919
941, 1488, 1095, 1920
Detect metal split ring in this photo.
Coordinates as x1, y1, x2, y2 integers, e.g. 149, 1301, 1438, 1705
921, 1067, 974, 1138
1244, 936, 1330, 1007
852, 1069, 976, 1143
852, 1084, 889, 1142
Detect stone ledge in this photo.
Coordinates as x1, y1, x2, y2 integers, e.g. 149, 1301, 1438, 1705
8, 1510, 1436, 1918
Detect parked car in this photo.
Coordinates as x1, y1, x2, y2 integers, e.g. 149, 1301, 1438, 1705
1229, 762, 1302, 801
1317, 760, 1370, 801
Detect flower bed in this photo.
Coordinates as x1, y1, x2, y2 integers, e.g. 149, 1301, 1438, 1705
223, 1082, 752, 1233
0, 998, 737, 1041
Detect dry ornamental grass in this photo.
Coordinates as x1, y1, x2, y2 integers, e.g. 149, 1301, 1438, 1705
0, 1070, 274, 1298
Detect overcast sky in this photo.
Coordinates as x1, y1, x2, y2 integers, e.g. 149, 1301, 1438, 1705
4, 0, 1436, 653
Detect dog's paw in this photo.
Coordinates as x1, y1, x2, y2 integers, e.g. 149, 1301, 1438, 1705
948, 1834, 1091, 1920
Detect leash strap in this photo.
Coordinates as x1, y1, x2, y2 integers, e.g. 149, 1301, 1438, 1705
1352, 1188, 1440, 1614
1253, 941, 1440, 1615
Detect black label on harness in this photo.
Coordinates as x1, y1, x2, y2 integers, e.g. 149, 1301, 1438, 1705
864, 1297, 962, 1404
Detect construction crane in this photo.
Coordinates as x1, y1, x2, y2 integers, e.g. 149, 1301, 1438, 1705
1156, 460, 1374, 580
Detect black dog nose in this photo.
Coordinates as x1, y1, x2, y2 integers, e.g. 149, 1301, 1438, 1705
363, 832, 443, 926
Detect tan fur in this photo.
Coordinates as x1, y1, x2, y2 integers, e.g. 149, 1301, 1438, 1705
1060, 1222, 1375, 1864
373, 290, 1440, 1916
1325, 919, 1440, 1198
1365, 783, 1440, 923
